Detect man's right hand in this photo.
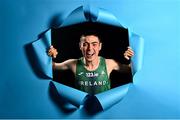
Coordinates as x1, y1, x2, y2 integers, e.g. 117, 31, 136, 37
48, 45, 58, 58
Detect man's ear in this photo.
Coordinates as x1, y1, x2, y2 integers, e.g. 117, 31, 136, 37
79, 42, 82, 50
99, 43, 102, 51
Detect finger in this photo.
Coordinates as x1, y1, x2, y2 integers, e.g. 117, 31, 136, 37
48, 52, 52, 56
127, 47, 133, 52
126, 49, 134, 54
53, 52, 58, 58
53, 54, 56, 58
124, 55, 130, 60
126, 50, 134, 56
126, 52, 134, 57
48, 47, 55, 52
48, 49, 52, 53
49, 46, 56, 52
127, 46, 133, 51
52, 48, 57, 52
125, 50, 134, 57
48, 51, 53, 55
55, 51, 58, 55
53, 50, 58, 56
49, 48, 56, 53
52, 50, 57, 55
124, 52, 130, 59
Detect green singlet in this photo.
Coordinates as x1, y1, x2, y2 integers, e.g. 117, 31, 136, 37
75, 56, 111, 95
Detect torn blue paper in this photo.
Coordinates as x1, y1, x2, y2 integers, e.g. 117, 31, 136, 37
59, 6, 87, 28
51, 81, 131, 111
31, 5, 144, 111
129, 32, 144, 75
32, 29, 52, 78
95, 83, 131, 110
52, 81, 87, 107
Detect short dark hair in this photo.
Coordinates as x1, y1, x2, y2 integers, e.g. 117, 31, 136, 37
80, 34, 101, 43
80, 30, 101, 43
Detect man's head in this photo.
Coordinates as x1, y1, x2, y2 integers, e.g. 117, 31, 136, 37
79, 34, 102, 62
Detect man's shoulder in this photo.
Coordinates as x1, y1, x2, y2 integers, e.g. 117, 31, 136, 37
105, 58, 119, 67
105, 58, 115, 63
67, 59, 78, 63
65, 59, 78, 72
64, 59, 78, 66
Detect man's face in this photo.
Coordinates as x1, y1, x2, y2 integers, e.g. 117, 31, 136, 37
80, 35, 102, 62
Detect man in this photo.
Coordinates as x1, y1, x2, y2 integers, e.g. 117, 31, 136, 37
48, 34, 134, 94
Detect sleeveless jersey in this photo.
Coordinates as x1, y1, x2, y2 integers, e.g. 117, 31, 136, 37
75, 57, 110, 95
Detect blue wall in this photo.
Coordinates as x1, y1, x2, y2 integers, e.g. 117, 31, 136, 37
0, 0, 180, 118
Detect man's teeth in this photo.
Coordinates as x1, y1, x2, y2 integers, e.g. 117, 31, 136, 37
87, 53, 94, 56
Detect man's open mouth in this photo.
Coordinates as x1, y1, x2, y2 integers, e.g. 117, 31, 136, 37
86, 52, 95, 57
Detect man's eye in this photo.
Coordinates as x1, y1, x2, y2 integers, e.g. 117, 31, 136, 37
93, 44, 97, 46
83, 43, 88, 46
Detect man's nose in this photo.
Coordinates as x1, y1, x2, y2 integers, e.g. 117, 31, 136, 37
87, 44, 93, 50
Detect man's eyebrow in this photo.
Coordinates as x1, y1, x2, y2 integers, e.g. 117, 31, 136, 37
83, 41, 99, 44
91, 42, 99, 44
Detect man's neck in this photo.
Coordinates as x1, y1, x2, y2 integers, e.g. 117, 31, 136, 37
83, 57, 100, 71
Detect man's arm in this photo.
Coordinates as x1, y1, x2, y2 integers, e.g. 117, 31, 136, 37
48, 45, 77, 72
106, 59, 120, 77
106, 47, 134, 75
53, 59, 76, 72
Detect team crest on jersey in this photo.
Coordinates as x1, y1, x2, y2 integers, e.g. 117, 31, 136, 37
101, 70, 105, 75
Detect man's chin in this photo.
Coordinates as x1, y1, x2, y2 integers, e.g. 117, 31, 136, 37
85, 56, 94, 62
85, 58, 93, 62
85, 56, 99, 62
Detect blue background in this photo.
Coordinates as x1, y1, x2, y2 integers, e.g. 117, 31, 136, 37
0, 0, 180, 118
